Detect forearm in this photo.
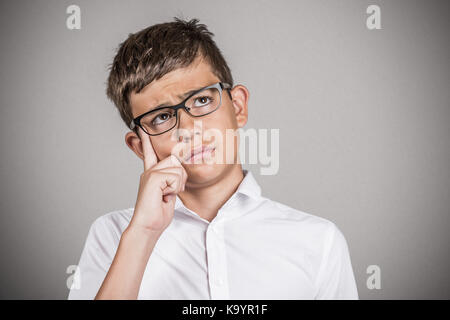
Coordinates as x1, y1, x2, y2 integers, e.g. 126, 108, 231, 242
94, 224, 162, 300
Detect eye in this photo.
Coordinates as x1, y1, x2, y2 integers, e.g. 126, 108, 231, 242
152, 112, 172, 125
193, 96, 213, 107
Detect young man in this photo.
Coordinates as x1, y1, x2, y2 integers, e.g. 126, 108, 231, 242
68, 17, 358, 300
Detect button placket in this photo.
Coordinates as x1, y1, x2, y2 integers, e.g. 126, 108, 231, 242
206, 221, 229, 299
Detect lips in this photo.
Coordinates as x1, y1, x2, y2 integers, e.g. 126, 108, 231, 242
184, 145, 215, 162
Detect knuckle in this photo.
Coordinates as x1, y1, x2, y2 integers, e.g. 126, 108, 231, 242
174, 167, 183, 175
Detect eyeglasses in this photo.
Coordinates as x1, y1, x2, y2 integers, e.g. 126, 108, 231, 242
130, 82, 231, 136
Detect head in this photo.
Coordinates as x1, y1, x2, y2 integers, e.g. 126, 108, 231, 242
106, 17, 249, 188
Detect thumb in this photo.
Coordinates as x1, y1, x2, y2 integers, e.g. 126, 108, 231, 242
162, 193, 176, 204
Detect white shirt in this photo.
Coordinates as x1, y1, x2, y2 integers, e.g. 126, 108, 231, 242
68, 170, 358, 300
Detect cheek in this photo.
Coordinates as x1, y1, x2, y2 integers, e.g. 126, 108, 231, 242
208, 103, 237, 129
202, 107, 240, 162
202, 112, 235, 145
150, 137, 177, 160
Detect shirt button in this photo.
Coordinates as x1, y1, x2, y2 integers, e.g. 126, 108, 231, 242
217, 278, 224, 286
211, 225, 219, 234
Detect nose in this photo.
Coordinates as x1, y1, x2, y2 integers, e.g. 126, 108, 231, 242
173, 108, 202, 143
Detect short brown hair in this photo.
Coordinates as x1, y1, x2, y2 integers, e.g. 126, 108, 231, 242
106, 17, 234, 131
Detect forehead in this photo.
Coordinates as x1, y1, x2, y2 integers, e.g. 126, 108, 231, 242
130, 56, 220, 117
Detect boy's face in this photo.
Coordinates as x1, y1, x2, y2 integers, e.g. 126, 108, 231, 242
125, 55, 249, 187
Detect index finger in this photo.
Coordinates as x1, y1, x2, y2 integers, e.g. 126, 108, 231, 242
138, 127, 158, 171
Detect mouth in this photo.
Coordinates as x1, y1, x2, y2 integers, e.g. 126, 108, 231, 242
184, 145, 216, 163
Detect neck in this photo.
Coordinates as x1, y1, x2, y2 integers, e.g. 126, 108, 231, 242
178, 164, 245, 222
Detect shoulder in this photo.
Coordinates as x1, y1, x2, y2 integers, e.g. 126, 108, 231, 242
258, 196, 339, 234
87, 207, 134, 243
255, 196, 348, 251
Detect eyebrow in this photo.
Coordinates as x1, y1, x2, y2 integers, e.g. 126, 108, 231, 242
147, 86, 205, 111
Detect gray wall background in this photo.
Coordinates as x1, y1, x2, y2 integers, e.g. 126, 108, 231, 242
0, 0, 449, 299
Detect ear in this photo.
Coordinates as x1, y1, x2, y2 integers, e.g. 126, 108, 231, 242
125, 130, 145, 162
229, 84, 249, 128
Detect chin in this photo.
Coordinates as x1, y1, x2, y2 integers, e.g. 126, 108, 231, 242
184, 163, 230, 186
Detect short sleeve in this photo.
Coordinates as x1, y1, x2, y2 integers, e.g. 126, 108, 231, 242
313, 223, 359, 299
67, 215, 121, 300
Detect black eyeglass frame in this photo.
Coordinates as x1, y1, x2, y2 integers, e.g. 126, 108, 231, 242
130, 82, 232, 136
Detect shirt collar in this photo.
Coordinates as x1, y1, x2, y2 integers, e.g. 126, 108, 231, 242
234, 169, 262, 199
174, 169, 261, 211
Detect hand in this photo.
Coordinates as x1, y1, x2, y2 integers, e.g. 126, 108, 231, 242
129, 127, 188, 234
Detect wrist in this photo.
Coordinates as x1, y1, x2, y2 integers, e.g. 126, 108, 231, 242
124, 221, 164, 240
